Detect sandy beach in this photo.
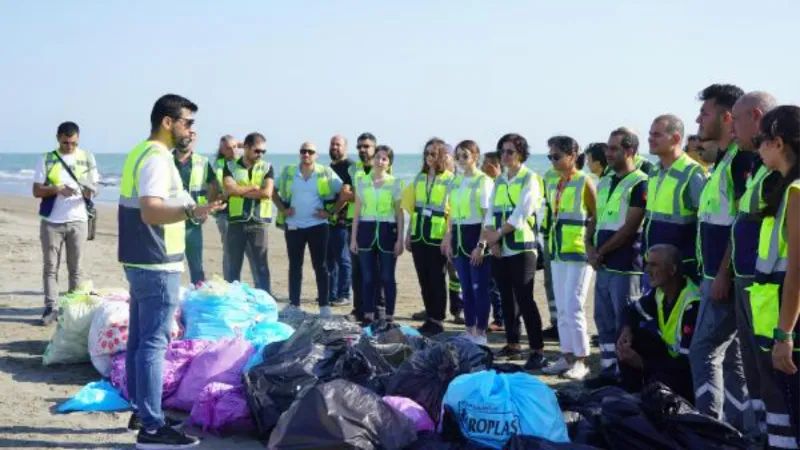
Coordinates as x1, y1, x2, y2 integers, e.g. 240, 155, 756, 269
0, 194, 597, 449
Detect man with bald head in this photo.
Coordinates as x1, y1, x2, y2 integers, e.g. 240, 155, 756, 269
327, 135, 354, 307
616, 244, 700, 402
274, 141, 344, 316
730, 91, 780, 439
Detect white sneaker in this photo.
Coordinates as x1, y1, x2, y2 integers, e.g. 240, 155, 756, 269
542, 357, 571, 375
472, 335, 488, 346
319, 306, 332, 318
562, 360, 590, 380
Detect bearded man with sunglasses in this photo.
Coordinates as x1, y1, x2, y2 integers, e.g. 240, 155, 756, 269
274, 142, 344, 316
222, 132, 274, 292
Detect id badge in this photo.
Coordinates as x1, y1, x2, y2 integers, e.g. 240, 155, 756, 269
423, 209, 433, 217
288, 226, 298, 231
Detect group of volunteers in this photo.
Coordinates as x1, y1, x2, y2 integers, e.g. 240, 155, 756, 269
32, 85, 799, 449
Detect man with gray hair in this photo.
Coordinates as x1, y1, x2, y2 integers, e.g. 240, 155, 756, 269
730, 91, 782, 442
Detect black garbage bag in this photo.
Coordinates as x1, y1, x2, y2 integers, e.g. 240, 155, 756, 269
268, 379, 418, 450
599, 391, 681, 450
332, 338, 395, 394
244, 316, 363, 439
639, 382, 747, 450
562, 406, 606, 449
404, 431, 493, 450
385, 337, 493, 423
503, 435, 602, 449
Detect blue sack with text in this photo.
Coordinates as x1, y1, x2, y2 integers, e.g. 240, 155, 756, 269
442, 371, 569, 449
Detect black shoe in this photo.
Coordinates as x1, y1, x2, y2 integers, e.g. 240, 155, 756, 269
524, 353, 549, 371
495, 345, 525, 361
40, 306, 58, 326
591, 335, 599, 347
542, 326, 559, 341
451, 311, 466, 325
136, 425, 199, 449
128, 413, 183, 432
417, 320, 444, 337
584, 374, 620, 390
411, 310, 427, 321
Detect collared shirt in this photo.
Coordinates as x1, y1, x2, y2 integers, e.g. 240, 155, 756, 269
483, 169, 541, 257
174, 153, 217, 192
279, 166, 342, 229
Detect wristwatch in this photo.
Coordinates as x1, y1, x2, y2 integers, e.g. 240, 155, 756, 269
773, 328, 796, 343
184, 204, 198, 222
477, 242, 487, 249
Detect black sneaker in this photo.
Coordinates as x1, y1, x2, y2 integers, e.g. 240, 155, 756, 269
591, 335, 599, 347
40, 306, 58, 326
411, 310, 427, 321
128, 413, 183, 432
542, 326, 559, 341
451, 311, 466, 325
495, 345, 525, 361
584, 374, 620, 390
136, 425, 199, 449
417, 320, 444, 337
524, 352, 549, 371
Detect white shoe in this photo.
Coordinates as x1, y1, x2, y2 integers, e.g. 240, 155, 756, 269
542, 357, 571, 375
562, 360, 590, 380
319, 306, 332, 318
280, 303, 300, 313
472, 335, 488, 346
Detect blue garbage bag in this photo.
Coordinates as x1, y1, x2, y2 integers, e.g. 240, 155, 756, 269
243, 322, 296, 373
182, 287, 255, 341
442, 370, 569, 449
58, 380, 130, 413
244, 285, 278, 323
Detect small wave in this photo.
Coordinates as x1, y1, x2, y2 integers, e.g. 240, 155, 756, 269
0, 169, 34, 181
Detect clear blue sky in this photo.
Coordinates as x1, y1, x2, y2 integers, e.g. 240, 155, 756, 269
2, 0, 799, 154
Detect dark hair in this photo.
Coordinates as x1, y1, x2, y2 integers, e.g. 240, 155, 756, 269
648, 244, 682, 277
760, 105, 800, 217
609, 127, 640, 152
547, 135, 585, 169
687, 134, 700, 141
57, 121, 80, 137
244, 132, 266, 148
357, 132, 377, 144
374, 145, 394, 166
421, 137, 449, 174
483, 152, 500, 164
497, 133, 530, 162
455, 140, 481, 161
698, 84, 745, 111
585, 143, 608, 168
150, 94, 198, 133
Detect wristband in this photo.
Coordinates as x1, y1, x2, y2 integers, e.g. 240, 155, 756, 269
774, 328, 796, 342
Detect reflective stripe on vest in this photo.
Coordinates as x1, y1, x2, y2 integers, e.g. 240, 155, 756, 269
187, 153, 209, 206
40, 149, 92, 218
737, 164, 772, 221
547, 171, 588, 262
227, 160, 273, 224
645, 153, 701, 225
698, 144, 738, 226
540, 169, 560, 235
594, 169, 648, 236
448, 172, 489, 226
275, 163, 336, 228
749, 179, 800, 352
118, 141, 185, 269
346, 161, 392, 222
357, 175, 399, 252
491, 166, 538, 254
657, 279, 701, 358
410, 170, 453, 245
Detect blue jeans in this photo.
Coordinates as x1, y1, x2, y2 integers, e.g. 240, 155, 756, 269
594, 270, 641, 374
185, 223, 205, 285
124, 267, 181, 431
358, 248, 397, 316
453, 255, 492, 330
327, 225, 352, 302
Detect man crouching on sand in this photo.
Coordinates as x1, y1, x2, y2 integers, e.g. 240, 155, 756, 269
118, 94, 223, 449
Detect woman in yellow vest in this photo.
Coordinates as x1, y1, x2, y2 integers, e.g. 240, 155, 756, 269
404, 138, 455, 336
441, 140, 494, 345
751, 106, 800, 446
349, 145, 404, 325
541, 136, 598, 380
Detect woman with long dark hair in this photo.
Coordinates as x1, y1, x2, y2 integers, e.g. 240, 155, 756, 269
405, 138, 455, 336
751, 105, 800, 448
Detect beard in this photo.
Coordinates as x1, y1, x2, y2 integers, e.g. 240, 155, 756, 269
173, 130, 193, 151
359, 151, 372, 163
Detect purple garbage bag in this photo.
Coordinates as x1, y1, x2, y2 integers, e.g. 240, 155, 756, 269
109, 339, 212, 401
383, 396, 436, 432
187, 382, 254, 435
165, 337, 254, 412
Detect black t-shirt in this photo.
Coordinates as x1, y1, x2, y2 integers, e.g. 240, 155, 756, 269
715, 148, 756, 200
222, 159, 274, 182
608, 173, 647, 209
331, 158, 353, 186
638, 159, 654, 176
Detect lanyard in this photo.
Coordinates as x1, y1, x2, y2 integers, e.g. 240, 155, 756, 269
424, 173, 436, 205
554, 173, 573, 216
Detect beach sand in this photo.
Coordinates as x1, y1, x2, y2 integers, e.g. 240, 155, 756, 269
0, 195, 597, 449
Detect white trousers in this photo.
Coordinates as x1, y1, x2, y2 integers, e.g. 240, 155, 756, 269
551, 261, 594, 357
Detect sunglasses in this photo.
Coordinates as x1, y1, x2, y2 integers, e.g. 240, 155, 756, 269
173, 117, 195, 128
300, 149, 316, 155
455, 152, 470, 161
547, 153, 563, 162
253, 149, 266, 155
501, 149, 516, 156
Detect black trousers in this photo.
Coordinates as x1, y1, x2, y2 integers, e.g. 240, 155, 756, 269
411, 241, 448, 322
285, 224, 329, 307
492, 251, 543, 350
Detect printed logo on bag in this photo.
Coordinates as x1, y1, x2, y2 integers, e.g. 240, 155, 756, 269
458, 401, 521, 441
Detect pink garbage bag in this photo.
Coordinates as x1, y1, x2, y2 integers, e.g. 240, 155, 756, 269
383, 396, 436, 432
165, 338, 254, 412
187, 382, 254, 435
110, 339, 212, 401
